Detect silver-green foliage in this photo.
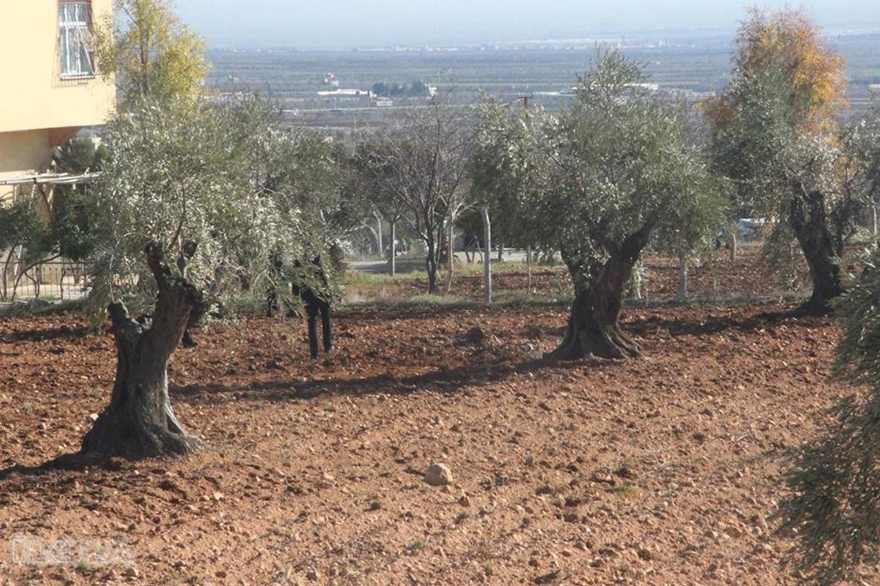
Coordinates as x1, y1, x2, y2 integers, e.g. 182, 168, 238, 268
780, 245, 880, 584
711, 64, 841, 225
489, 50, 720, 274
472, 97, 547, 250
87, 95, 336, 312
843, 98, 880, 237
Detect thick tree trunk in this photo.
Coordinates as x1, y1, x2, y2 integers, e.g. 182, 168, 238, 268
549, 282, 641, 360
549, 226, 652, 360
81, 242, 203, 459
790, 187, 842, 315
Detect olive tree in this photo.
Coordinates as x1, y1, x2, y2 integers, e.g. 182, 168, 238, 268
706, 8, 851, 314
476, 51, 723, 359
776, 91, 880, 586
840, 98, 880, 242
255, 118, 350, 311
472, 97, 545, 260
779, 245, 880, 584
80, 96, 329, 459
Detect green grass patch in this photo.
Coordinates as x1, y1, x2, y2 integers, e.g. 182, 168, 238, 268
613, 485, 640, 499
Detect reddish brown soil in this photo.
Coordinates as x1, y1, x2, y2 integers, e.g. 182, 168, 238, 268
0, 249, 860, 585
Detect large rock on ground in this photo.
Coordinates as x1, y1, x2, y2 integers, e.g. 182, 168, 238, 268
424, 463, 453, 486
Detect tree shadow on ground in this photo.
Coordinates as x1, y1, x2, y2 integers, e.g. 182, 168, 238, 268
173, 303, 832, 409
1, 304, 827, 478
0, 323, 92, 344
625, 303, 828, 339
171, 359, 530, 406
0, 452, 126, 481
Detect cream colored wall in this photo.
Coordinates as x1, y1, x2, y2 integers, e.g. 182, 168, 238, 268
0, 1, 115, 205
0, 131, 51, 203
0, 0, 115, 135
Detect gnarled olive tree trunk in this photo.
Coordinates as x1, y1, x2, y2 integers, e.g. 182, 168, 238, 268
548, 226, 652, 360
790, 184, 842, 315
81, 242, 203, 459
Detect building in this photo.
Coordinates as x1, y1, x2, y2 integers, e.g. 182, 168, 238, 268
0, 0, 116, 205
317, 88, 374, 108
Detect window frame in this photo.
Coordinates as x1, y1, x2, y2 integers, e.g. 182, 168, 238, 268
58, 0, 96, 80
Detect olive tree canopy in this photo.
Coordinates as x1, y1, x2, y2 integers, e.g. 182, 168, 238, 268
706, 8, 851, 314
779, 245, 880, 584
81, 96, 336, 458
476, 51, 725, 359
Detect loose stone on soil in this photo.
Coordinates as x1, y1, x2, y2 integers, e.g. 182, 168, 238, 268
424, 463, 453, 486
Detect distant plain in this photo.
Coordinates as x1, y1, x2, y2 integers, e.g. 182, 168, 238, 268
202, 30, 880, 135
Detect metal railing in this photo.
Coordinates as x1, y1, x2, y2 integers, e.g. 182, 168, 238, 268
0, 257, 89, 302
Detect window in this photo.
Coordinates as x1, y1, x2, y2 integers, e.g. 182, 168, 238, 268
59, 1, 95, 78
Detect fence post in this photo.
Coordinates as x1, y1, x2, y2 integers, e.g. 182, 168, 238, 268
481, 207, 492, 304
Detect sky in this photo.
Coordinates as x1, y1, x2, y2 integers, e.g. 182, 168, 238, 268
173, 1, 880, 49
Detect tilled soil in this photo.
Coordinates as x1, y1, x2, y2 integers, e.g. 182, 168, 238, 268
0, 249, 861, 585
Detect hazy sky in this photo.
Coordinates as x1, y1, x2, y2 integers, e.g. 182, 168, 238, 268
174, 1, 880, 49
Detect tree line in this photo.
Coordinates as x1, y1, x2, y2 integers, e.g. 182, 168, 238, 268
2, 2, 880, 582
370, 80, 430, 98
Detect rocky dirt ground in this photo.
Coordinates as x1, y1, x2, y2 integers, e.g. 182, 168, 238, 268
0, 249, 870, 585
